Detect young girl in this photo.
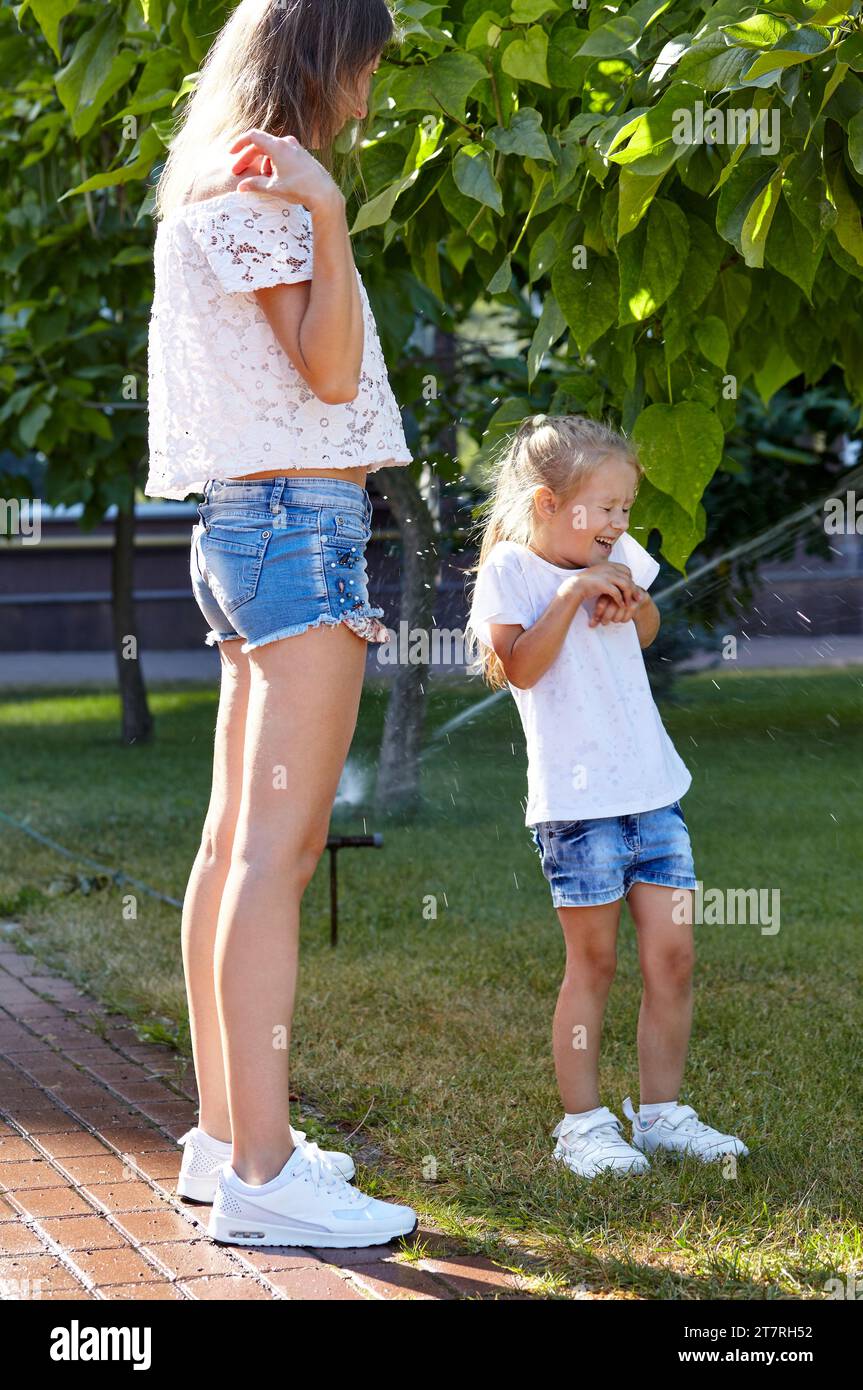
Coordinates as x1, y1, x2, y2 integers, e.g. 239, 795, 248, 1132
468, 416, 749, 1177
146, 0, 417, 1246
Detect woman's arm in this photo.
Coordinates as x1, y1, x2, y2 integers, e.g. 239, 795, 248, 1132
230, 130, 364, 403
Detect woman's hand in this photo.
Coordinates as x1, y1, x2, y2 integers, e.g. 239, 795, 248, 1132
228, 128, 343, 215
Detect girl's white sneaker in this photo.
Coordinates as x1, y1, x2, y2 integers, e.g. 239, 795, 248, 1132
552, 1106, 651, 1177
177, 1125, 355, 1204
622, 1097, 750, 1161
207, 1140, 417, 1248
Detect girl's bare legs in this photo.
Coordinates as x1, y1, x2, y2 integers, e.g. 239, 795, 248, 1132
180, 640, 250, 1143
628, 883, 695, 1103
552, 901, 622, 1114
215, 623, 367, 1185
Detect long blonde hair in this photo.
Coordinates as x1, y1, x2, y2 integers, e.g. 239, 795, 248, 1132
468, 414, 642, 689
153, 0, 397, 220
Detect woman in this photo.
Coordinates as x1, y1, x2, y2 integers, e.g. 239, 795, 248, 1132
146, 0, 416, 1248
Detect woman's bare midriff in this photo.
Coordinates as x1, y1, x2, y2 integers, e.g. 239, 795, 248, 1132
228, 466, 369, 487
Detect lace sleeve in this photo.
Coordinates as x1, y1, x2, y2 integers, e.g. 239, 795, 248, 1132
189, 195, 314, 294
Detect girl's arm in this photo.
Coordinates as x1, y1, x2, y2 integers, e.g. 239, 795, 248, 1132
230, 130, 364, 404
591, 591, 660, 648
633, 593, 660, 648
489, 566, 639, 689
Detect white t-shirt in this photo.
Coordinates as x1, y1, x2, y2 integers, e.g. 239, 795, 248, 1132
468, 534, 691, 824
145, 191, 413, 500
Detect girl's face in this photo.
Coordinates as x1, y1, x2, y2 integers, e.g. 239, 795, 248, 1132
532, 453, 639, 570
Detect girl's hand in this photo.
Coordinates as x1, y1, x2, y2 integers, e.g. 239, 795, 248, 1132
228, 128, 343, 215
589, 588, 647, 628
562, 561, 640, 610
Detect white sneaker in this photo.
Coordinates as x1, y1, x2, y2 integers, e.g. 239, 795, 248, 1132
552, 1106, 650, 1177
623, 1097, 750, 1162
177, 1125, 355, 1204
208, 1140, 417, 1248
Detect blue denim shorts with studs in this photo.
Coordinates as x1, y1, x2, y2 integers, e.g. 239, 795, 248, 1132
190, 476, 388, 654
530, 801, 697, 908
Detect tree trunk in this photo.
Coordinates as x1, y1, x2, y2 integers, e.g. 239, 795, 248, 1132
372, 466, 438, 814
112, 473, 153, 746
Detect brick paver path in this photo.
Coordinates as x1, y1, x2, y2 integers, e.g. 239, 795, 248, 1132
0, 935, 531, 1300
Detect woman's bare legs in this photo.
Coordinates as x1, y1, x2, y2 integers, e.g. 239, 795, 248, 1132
181, 640, 250, 1143
552, 901, 622, 1114
215, 623, 367, 1184
629, 883, 695, 1103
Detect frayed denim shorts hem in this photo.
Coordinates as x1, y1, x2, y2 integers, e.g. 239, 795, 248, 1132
531, 801, 697, 909
191, 476, 389, 653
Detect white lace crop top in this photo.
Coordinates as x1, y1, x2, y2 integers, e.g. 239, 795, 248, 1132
145, 191, 413, 499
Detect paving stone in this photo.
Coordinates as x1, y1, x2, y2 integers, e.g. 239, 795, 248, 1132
0, 1253, 84, 1293
14, 1187, 92, 1220
268, 1263, 369, 1299
40, 1132, 115, 1159
0, 1136, 40, 1162
101, 1282, 183, 1300
133, 1152, 182, 1180
0, 1160, 66, 1190
348, 1259, 453, 1301
115, 1209, 204, 1244
0, 1220, 45, 1255
73, 1246, 163, 1286
40, 1215, 128, 1252
179, 1276, 275, 1300
140, 1239, 239, 1278
60, 1154, 131, 1185
240, 1246, 322, 1273
85, 1181, 165, 1214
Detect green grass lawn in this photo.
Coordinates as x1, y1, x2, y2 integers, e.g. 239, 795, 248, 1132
0, 668, 861, 1299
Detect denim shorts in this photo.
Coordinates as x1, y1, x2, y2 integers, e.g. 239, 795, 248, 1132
531, 801, 697, 908
190, 476, 388, 654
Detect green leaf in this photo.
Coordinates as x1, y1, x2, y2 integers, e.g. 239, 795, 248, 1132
607, 84, 700, 176
848, 109, 863, 175
676, 215, 726, 311
487, 254, 512, 292
353, 169, 423, 232
552, 252, 619, 355
740, 164, 784, 267
632, 402, 724, 519
825, 153, 863, 265
720, 15, 790, 48
465, 10, 503, 49
426, 52, 487, 121
55, 12, 139, 138
765, 195, 823, 298
716, 157, 778, 257
528, 293, 567, 383
60, 126, 164, 196
754, 341, 800, 403
511, 0, 561, 21
743, 27, 831, 82
453, 144, 503, 214
617, 168, 665, 237
837, 33, 863, 70
676, 35, 752, 91
501, 25, 550, 86
488, 108, 554, 161
618, 199, 689, 323
30, 0, 78, 62
694, 315, 730, 368
631, 477, 707, 572
579, 16, 640, 58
